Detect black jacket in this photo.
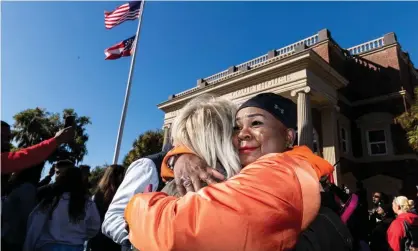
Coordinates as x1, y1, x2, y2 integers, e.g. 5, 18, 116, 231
293, 192, 353, 251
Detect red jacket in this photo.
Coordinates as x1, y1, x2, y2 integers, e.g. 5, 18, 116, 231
1, 138, 57, 174
387, 212, 418, 251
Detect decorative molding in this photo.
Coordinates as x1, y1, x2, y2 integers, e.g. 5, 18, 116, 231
291, 86, 311, 97
223, 71, 305, 100
163, 71, 308, 121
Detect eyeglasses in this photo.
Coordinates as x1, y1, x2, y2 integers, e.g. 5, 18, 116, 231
373, 195, 380, 198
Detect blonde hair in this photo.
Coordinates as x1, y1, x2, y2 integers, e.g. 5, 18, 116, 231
171, 94, 241, 178
393, 196, 415, 211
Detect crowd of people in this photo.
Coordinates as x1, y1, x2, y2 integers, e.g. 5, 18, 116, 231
1, 93, 418, 251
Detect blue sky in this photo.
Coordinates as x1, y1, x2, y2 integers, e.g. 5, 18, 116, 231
2, 1, 418, 170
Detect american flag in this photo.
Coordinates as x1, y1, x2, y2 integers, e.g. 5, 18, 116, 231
104, 1, 142, 30
104, 36, 136, 60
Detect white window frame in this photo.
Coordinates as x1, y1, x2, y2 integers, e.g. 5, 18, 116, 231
340, 127, 349, 154
366, 129, 388, 156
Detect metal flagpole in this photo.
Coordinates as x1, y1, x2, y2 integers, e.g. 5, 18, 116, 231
112, 0, 146, 164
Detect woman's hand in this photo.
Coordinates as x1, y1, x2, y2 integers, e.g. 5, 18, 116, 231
173, 154, 225, 196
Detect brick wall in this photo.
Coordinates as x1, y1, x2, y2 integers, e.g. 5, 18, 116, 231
311, 42, 330, 63
398, 52, 418, 96
362, 46, 400, 70
340, 54, 400, 100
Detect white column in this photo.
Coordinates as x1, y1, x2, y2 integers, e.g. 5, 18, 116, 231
320, 105, 341, 185
162, 124, 171, 150
291, 87, 313, 150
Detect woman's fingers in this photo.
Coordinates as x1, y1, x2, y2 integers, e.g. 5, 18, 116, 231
182, 176, 195, 193
175, 177, 187, 196
209, 168, 226, 181
191, 175, 203, 191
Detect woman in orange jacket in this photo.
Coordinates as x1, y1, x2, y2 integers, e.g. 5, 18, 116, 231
125, 93, 334, 251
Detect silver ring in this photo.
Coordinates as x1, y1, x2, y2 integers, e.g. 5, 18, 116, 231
181, 176, 192, 187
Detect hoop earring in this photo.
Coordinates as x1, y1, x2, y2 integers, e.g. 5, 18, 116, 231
285, 141, 293, 149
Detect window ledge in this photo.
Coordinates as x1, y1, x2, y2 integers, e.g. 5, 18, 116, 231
342, 154, 417, 163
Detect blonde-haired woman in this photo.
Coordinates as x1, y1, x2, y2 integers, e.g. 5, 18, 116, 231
161, 94, 241, 196
102, 94, 240, 247
387, 196, 418, 251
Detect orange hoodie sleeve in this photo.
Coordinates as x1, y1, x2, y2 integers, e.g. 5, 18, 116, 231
160, 145, 195, 181
125, 153, 313, 251
286, 146, 334, 179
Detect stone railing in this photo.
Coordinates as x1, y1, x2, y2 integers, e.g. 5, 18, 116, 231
276, 34, 319, 56
174, 86, 200, 98
347, 37, 385, 55
202, 33, 320, 85
236, 54, 269, 72
168, 31, 392, 101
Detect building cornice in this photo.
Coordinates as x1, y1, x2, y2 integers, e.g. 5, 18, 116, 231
158, 50, 348, 112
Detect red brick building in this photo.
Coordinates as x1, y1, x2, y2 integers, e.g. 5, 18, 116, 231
158, 29, 418, 199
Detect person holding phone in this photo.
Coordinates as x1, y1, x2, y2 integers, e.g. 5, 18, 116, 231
1, 119, 76, 174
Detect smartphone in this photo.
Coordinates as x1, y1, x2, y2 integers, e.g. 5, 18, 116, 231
64, 115, 76, 128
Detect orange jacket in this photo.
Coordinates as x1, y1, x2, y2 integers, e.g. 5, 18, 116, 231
125, 146, 333, 251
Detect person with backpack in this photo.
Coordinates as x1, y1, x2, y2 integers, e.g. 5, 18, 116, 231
293, 186, 354, 251
387, 196, 418, 251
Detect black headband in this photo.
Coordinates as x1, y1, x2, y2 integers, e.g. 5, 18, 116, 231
237, 93, 297, 129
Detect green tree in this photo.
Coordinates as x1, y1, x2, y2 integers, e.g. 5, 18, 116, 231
89, 165, 107, 193
12, 107, 91, 164
396, 87, 418, 152
123, 130, 164, 167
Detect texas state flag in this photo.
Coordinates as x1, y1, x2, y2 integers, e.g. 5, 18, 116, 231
104, 35, 136, 60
